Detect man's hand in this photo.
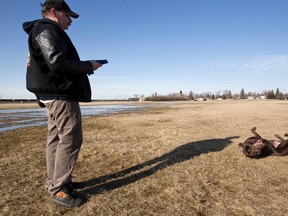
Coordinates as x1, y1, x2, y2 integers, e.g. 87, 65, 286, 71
90, 60, 102, 71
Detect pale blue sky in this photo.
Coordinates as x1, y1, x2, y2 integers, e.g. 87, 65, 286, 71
0, 0, 287, 99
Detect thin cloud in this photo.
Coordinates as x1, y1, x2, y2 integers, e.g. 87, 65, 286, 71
209, 55, 288, 73
244, 55, 288, 71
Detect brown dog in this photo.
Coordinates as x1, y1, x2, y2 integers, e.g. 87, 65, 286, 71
239, 127, 288, 158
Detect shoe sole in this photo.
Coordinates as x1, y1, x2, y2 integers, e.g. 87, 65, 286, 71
51, 197, 84, 208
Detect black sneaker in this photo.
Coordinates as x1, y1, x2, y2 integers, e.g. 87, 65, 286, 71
51, 189, 86, 207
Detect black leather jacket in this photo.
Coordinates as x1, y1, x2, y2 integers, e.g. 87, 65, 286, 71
22, 19, 93, 102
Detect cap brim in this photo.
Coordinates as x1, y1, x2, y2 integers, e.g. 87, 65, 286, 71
67, 11, 79, 18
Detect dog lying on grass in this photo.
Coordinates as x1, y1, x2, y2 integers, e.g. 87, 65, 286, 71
239, 127, 288, 158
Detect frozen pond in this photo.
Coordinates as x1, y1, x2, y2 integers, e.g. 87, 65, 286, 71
0, 104, 145, 132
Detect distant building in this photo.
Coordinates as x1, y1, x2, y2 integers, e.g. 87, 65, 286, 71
259, 95, 266, 100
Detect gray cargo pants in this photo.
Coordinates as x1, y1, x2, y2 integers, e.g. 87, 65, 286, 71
45, 100, 83, 195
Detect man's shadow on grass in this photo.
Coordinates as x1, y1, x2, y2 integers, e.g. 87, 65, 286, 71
77, 136, 239, 196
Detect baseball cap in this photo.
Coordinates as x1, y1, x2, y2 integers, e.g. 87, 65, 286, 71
42, 0, 79, 18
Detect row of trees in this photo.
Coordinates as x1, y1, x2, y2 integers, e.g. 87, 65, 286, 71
240, 88, 286, 100
144, 88, 288, 101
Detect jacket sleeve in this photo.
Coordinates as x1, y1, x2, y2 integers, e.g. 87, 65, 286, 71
35, 29, 94, 75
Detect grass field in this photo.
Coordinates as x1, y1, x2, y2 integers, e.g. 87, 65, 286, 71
1, 100, 288, 216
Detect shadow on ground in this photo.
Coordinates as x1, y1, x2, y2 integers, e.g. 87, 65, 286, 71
77, 136, 239, 196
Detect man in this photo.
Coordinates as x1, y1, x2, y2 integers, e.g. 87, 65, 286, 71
23, 0, 103, 207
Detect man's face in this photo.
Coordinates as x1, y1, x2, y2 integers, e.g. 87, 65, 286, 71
55, 10, 72, 30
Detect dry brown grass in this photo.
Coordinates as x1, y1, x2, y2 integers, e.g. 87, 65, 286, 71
1, 100, 288, 216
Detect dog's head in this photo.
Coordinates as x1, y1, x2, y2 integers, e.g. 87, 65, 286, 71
239, 137, 267, 158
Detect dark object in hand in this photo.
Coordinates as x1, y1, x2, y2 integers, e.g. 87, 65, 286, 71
96, 60, 108, 64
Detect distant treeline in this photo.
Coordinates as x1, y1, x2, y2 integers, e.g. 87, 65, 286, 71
144, 88, 288, 101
